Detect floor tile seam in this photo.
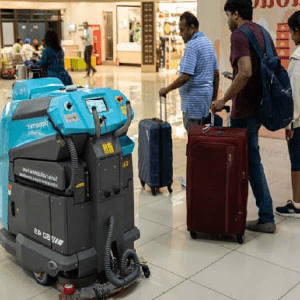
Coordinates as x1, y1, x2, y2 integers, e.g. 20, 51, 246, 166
138, 215, 185, 229
274, 216, 288, 226
217, 243, 244, 251
25, 287, 52, 300
134, 197, 163, 209
278, 281, 300, 300
186, 249, 235, 279
145, 261, 187, 280
151, 279, 188, 300
137, 216, 174, 230
174, 225, 187, 231
0, 258, 10, 266
187, 279, 238, 300
235, 249, 300, 275
135, 229, 176, 249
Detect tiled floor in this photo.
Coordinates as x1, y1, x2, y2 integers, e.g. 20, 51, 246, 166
0, 65, 297, 300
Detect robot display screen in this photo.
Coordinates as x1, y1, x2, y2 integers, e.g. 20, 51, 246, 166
86, 98, 108, 113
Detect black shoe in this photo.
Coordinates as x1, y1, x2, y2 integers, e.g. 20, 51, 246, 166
276, 200, 300, 218
246, 220, 276, 233
92, 69, 97, 76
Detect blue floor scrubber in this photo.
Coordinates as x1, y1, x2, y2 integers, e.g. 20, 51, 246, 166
0, 78, 150, 300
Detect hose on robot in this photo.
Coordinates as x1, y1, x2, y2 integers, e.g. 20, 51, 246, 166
46, 113, 79, 196
65, 137, 78, 196
104, 216, 140, 288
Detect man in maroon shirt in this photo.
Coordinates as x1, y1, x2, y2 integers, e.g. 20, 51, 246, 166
212, 0, 276, 233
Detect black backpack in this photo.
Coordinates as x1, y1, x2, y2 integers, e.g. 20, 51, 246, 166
238, 25, 293, 131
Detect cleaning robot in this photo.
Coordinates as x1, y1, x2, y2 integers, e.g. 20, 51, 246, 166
0, 78, 150, 299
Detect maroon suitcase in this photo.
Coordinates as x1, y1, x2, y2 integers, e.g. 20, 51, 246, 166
186, 119, 248, 244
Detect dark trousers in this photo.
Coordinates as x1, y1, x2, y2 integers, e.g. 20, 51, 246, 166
231, 117, 274, 223
84, 45, 96, 74
288, 127, 300, 172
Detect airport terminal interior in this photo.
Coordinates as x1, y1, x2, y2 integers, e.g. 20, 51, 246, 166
1, 0, 300, 299
0, 65, 300, 300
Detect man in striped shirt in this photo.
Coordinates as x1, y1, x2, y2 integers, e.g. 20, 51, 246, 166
159, 11, 219, 132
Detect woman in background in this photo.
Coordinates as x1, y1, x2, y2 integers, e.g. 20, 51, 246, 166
33, 29, 72, 85
276, 11, 300, 217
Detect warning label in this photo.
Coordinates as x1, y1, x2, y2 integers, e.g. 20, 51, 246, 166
19, 167, 59, 188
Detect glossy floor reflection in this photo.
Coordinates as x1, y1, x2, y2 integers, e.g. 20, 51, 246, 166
0, 65, 298, 300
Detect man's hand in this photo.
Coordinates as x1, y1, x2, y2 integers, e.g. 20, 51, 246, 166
286, 129, 294, 141
211, 99, 225, 114
159, 87, 169, 98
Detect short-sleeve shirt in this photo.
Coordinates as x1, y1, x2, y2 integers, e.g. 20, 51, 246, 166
83, 28, 93, 46
230, 21, 276, 119
179, 31, 219, 119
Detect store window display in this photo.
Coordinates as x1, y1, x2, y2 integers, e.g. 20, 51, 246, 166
117, 6, 142, 65
156, 2, 197, 70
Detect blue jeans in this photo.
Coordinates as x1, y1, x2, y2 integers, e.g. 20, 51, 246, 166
231, 117, 274, 224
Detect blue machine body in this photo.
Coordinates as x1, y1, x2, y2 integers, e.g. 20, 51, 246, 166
0, 78, 135, 229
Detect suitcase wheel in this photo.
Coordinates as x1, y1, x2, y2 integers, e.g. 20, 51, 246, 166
151, 187, 157, 196
140, 180, 146, 187
190, 230, 198, 240
167, 185, 173, 193
236, 234, 244, 244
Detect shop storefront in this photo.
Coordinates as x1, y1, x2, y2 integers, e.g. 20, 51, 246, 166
116, 5, 142, 65
114, 1, 197, 69
156, 2, 197, 70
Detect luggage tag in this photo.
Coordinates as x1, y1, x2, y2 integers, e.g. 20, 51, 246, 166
202, 114, 214, 133
202, 106, 231, 133
202, 114, 224, 135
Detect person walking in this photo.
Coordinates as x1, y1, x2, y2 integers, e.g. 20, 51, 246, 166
81, 21, 96, 77
212, 0, 276, 233
276, 11, 300, 217
33, 29, 73, 85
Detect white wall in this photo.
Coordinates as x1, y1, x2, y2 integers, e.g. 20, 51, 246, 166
63, 2, 116, 62
197, 1, 231, 96
197, 0, 300, 96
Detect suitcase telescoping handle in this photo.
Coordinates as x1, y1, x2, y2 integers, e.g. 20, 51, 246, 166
210, 105, 231, 127
160, 96, 167, 121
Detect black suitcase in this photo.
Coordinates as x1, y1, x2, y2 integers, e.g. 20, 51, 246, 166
138, 97, 173, 196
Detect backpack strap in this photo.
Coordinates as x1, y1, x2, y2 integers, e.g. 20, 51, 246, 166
259, 26, 276, 57
238, 24, 275, 59
238, 25, 264, 60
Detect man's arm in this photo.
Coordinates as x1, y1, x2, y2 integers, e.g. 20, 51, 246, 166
159, 73, 190, 97
211, 56, 252, 113
212, 70, 220, 101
